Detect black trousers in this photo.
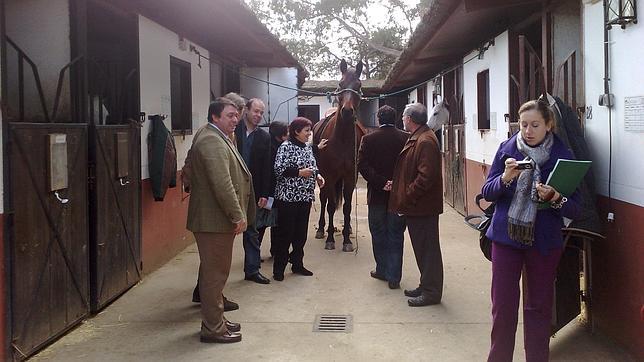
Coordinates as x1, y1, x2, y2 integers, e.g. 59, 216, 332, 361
272, 200, 311, 275
406, 214, 443, 301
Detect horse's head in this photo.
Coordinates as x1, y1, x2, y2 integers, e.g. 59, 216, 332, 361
428, 100, 450, 131
337, 59, 363, 121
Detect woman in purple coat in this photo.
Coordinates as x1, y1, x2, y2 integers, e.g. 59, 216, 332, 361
482, 100, 582, 362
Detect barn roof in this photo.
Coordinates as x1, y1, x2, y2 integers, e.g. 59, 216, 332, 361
383, 0, 542, 91
112, 0, 308, 86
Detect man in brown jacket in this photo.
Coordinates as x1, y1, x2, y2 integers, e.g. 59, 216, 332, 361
187, 97, 255, 343
389, 102, 444, 307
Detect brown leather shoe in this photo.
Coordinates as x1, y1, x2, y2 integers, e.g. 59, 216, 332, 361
200, 330, 242, 343
225, 320, 241, 333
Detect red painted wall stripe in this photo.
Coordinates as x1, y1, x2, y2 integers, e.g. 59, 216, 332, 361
141, 173, 193, 274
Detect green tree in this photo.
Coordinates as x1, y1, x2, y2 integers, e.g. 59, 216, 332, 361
245, 0, 429, 79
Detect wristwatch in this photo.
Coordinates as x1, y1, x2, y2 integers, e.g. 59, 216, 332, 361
550, 194, 568, 209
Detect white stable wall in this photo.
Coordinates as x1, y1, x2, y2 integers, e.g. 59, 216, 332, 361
138, 15, 211, 179
583, 1, 644, 206
210, 60, 222, 99
240, 67, 299, 124
408, 89, 418, 103
463, 31, 510, 165
298, 95, 334, 121
553, 0, 583, 102
5, 0, 71, 120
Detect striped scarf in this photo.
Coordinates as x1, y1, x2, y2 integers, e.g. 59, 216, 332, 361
507, 132, 553, 245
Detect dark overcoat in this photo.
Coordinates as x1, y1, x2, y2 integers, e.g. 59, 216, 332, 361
357, 125, 408, 206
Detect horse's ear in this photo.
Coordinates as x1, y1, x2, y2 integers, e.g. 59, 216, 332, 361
340, 59, 348, 74
355, 61, 363, 78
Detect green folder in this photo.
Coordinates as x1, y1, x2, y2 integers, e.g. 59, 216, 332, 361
538, 159, 592, 209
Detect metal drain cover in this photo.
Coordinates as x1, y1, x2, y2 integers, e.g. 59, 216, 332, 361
313, 314, 353, 333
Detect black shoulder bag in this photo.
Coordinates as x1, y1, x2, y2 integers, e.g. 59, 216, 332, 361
463, 194, 495, 261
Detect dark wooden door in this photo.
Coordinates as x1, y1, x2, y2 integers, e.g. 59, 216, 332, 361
8, 123, 89, 358
451, 123, 466, 215
89, 124, 141, 311
298, 104, 320, 125
442, 69, 467, 215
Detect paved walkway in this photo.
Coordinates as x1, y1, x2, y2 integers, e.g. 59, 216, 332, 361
33, 184, 632, 361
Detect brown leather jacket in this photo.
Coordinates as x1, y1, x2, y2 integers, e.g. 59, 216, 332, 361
389, 124, 443, 216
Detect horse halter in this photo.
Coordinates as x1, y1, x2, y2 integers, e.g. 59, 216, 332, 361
333, 87, 363, 99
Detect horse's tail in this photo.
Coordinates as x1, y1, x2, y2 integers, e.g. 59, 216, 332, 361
334, 179, 343, 210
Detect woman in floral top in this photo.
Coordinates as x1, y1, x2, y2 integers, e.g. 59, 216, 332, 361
272, 117, 325, 281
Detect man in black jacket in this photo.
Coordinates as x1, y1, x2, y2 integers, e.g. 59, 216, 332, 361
235, 98, 272, 284
357, 105, 408, 289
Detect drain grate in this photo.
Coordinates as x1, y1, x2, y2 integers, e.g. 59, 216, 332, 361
313, 314, 353, 333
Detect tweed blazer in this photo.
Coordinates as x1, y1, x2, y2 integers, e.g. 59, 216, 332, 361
187, 124, 256, 233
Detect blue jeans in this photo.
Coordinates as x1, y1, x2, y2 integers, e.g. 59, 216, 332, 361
368, 204, 405, 283
243, 222, 261, 276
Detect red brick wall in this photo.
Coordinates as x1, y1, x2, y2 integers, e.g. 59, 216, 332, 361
593, 197, 644, 360
141, 173, 193, 274
465, 159, 491, 214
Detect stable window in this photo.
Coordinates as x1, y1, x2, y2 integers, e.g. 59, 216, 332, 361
170, 56, 192, 133
477, 69, 490, 130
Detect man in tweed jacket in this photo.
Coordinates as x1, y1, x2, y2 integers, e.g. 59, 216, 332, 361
187, 97, 255, 343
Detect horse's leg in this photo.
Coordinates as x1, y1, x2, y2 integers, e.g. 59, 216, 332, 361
316, 190, 327, 239
323, 184, 337, 250
341, 175, 356, 252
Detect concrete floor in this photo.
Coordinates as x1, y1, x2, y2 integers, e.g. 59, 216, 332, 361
33, 184, 633, 361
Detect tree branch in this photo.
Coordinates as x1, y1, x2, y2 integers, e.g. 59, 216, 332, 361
331, 15, 402, 57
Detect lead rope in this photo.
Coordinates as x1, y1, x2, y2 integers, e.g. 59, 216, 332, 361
353, 121, 360, 255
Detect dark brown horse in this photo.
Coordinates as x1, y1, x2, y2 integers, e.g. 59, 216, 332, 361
313, 59, 365, 252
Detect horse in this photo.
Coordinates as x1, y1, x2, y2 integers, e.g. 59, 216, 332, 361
313, 59, 365, 252
429, 100, 450, 130
428, 100, 450, 149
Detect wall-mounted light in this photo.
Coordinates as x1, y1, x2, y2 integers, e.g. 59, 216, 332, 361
189, 45, 210, 69
477, 39, 495, 60
605, 0, 637, 29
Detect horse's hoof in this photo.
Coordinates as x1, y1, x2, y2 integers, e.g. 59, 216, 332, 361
315, 230, 325, 239
342, 243, 354, 252
325, 242, 335, 250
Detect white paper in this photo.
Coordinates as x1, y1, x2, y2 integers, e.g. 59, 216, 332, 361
264, 197, 274, 210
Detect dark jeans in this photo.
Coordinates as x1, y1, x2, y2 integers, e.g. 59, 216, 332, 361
242, 222, 261, 276
257, 226, 275, 257
272, 200, 311, 275
488, 242, 563, 362
406, 214, 443, 300
368, 204, 405, 283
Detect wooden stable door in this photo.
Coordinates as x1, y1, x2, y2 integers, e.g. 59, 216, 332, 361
8, 124, 90, 358
89, 124, 141, 311
442, 70, 467, 216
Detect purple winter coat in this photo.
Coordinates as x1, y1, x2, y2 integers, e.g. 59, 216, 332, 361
482, 133, 582, 255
